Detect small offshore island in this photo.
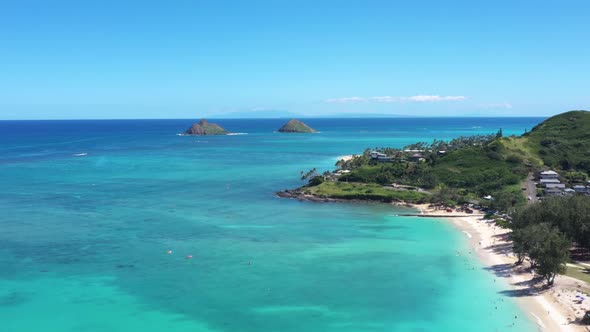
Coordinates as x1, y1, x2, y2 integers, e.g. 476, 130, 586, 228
184, 119, 229, 135
279, 110, 590, 331
277, 119, 317, 133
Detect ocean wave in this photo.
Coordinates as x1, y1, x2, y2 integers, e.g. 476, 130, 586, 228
73, 153, 88, 157
227, 132, 248, 135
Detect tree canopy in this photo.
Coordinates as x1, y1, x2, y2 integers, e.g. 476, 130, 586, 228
510, 222, 570, 285
512, 196, 590, 249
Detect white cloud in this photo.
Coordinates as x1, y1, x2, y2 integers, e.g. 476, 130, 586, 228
325, 95, 467, 103
324, 97, 366, 103
403, 95, 466, 102
370, 96, 398, 103
478, 103, 513, 109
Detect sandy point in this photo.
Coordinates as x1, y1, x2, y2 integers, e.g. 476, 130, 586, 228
337, 155, 355, 162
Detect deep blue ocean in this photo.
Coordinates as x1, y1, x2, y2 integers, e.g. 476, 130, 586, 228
0, 117, 543, 331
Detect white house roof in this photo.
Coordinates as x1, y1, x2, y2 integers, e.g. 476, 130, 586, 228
545, 183, 566, 188
545, 188, 562, 193
540, 179, 561, 183
540, 170, 558, 175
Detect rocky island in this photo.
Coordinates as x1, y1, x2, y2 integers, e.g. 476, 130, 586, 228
184, 119, 229, 135
277, 119, 317, 133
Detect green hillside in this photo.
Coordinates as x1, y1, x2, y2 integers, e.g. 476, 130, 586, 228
297, 110, 590, 206
523, 110, 590, 172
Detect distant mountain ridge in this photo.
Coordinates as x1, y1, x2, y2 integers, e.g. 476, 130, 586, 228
211, 110, 301, 119
206, 111, 419, 119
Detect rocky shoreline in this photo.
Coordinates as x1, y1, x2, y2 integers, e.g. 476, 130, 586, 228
276, 189, 338, 202
275, 189, 415, 207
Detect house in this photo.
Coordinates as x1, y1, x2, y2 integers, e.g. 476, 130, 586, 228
540, 170, 559, 179
563, 188, 576, 195
545, 183, 566, 189
409, 153, 424, 162
370, 151, 392, 162
545, 188, 563, 196
574, 185, 588, 193
370, 151, 385, 158
540, 178, 561, 184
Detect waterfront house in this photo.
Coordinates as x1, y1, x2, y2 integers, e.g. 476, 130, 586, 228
334, 170, 351, 176
370, 151, 385, 158
370, 151, 392, 162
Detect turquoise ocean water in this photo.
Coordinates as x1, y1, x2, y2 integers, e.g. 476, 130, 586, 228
0, 118, 543, 331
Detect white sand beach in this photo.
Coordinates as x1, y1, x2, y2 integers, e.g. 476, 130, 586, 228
412, 204, 590, 332
337, 155, 354, 162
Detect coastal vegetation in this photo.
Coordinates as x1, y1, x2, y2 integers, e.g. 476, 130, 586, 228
295, 110, 589, 207
511, 196, 590, 285
320, 138, 528, 207
512, 196, 590, 250
302, 181, 430, 202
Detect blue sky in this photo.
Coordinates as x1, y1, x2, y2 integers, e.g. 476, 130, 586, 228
0, 0, 589, 119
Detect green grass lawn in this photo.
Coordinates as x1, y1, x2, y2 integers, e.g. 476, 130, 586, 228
304, 181, 429, 202
498, 136, 543, 167
565, 263, 590, 284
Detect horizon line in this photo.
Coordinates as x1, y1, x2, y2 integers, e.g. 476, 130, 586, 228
0, 115, 551, 121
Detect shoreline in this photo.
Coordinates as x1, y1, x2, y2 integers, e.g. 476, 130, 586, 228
337, 154, 354, 162
412, 203, 589, 332
277, 191, 590, 330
